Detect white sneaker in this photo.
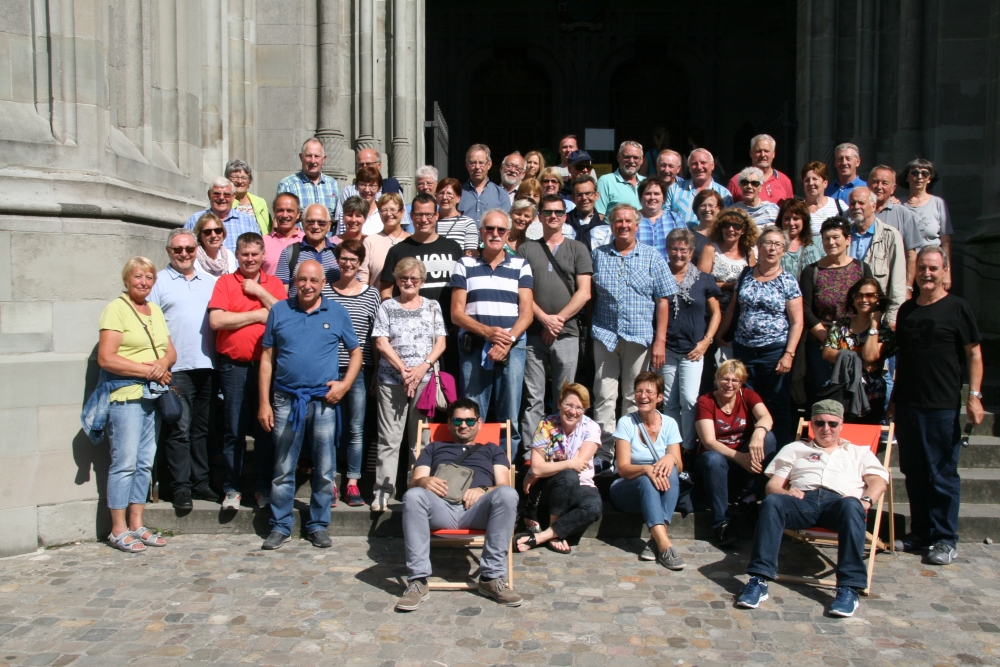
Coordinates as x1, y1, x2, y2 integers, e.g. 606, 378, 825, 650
222, 491, 241, 510
255, 491, 270, 509
371, 491, 388, 513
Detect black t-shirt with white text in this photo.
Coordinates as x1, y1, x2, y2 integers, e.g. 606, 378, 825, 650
382, 236, 462, 329
894, 294, 981, 409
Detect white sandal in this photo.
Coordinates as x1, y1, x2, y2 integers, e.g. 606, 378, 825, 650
131, 526, 166, 547
108, 530, 146, 553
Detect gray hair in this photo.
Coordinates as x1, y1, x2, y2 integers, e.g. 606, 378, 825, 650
606, 202, 640, 224
392, 256, 427, 281
224, 159, 253, 182
511, 198, 537, 215
750, 134, 776, 151
166, 228, 196, 247
758, 226, 788, 250
666, 227, 695, 249
466, 143, 491, 162
209, 176, 234, 193
415, 165, 439, 181
917, 244, 949, 269
848, 186, 878, 206
869, 164, 897, 180
738, 166, 765, 184
834, 142, 860, 159
301, 137, 325, 154
657, 149, 682, 164
480, 208, 511, 229
618, 140, 643, 157
688, 148, 715, 166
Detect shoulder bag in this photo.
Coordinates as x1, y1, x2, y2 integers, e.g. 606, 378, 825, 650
416, 300, 456, 416
434, 446, 479, 504
117, 296, 183, 424
537, 239, 591, 369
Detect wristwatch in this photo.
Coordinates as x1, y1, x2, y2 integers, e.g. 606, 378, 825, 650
860, 495, 873, 507
423, 358, 434, 366
868, 329, 878, 336
969, 390, 984, 400
479, 486, 490, 494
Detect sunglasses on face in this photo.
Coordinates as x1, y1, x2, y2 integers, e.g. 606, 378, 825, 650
482, 225, 509, 235
812, 419, 841, 429
854, 292, 879, 300
541, 178, 560, 184
451, 417, 477, 426
740, 180, 762, 188
397, 276, 422, 284
170, 246, 197, 255
720, 222, 744, 231
910, 169, 931, 178
201, 228, 224, 236
541, 209, 566, 217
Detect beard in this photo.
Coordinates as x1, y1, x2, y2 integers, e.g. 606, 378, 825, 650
501, 174, 521, 189
848, 211, 865, 224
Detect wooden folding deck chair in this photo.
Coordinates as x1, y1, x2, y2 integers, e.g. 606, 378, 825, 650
412, 419, 515, 591
775, 418, 895, 595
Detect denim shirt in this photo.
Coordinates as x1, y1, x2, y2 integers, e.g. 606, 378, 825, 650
80, 370, 146, 444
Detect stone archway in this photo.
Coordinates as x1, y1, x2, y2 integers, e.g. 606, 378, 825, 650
609, 55, 691, 162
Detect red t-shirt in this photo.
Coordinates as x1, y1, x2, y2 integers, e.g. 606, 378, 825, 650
208, 272, 288, 362
727, 169, 795, 205
695, 388, 764, 450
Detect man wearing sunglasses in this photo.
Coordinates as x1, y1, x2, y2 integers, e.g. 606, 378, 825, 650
736, 400, 888, 617
148, 229, 220, 510
274, 204, 342, 298
396, 399, 520, 611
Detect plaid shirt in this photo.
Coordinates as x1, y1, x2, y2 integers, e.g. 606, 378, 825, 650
183, 208, 259, 254
637, 212, 686, 265
276, 171, 340, 220
590, 240, 677, 350
664, 180, 733, 225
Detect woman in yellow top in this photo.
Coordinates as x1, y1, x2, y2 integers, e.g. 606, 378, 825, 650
226, 159, 271, 235
98, 256, 177, 553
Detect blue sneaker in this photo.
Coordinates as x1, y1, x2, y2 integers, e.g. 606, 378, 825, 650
736, 576, 769, 608
828, 586, 860, 617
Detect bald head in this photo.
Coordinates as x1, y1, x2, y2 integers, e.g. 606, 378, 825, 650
304, 203, 330, 222
356, 149, 381, 170
302, 203, 332, 245
294, 259, 326, 307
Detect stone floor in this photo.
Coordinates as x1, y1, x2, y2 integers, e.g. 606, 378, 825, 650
1, 535, 999, 667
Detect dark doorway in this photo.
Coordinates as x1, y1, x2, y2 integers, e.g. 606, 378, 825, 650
609, 56, 690, 164
468, 57, 552, 180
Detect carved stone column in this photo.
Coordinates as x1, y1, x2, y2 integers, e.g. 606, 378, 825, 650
356, 0, 378, 151
390, 0, 414, 192
317, 0, 349, 180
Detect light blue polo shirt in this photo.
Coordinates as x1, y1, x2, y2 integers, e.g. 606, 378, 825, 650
595, 169, 645, 216
148, 266, 217, 371
849, 223, 876, 262
262, 296, 359, 389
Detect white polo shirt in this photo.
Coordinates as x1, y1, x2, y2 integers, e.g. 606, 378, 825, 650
765, 439, 889, 499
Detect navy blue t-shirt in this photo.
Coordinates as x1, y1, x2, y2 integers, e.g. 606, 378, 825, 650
262, 296, 359, 388
416, 441, 510, 489
666, 270, 722, 355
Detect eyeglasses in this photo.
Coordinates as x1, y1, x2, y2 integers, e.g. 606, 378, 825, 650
540, 209, 566, 217
575, 191, 598, 198
760, 241, 784, 249
812, 419, 842, 429
740, 180, 762, 188
720, 222, 744, 231
337, 257, 360, 265
560, 402, 585, 414
411, 213, 436, 221
621, 155, 642, 162
482, 225, 509, 235
304, 220, 330, 227
201, 228, 224, 236
169, 246, 197, 255
541, 178, 560, 184
451, 417, 478, 426
228, 174, 249, 183
910, 169, 931, 178
503, 165, 525, 174
854, 292, 879, 300
467, 160, 488, 167
397, 276, 422, 284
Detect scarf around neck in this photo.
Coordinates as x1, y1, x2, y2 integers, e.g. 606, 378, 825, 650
197, 245, 231, 276
671, 265, 701, 317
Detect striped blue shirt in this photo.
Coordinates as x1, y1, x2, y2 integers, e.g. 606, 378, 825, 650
184, 208, 259, 254
274, 240, 342, 298
664, 180, 733, 225
637, 212, 687, 265
276, 171, 341, 220
591, 241, 677, 350
450, 254, 533, 339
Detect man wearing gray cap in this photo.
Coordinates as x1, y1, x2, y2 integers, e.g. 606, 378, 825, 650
735, 400, 889, 618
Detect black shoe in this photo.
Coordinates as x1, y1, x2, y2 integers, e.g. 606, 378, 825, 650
308, 529, 332, 548
261, 531, 290, 550
714, 522, 737, 547
191, 487, 219, 502
172, 491, 193, 510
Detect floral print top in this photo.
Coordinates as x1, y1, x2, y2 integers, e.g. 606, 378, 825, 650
734, 269, 802, 348
811, 262, 865, 324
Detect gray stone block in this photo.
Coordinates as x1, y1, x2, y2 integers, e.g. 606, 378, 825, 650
256, 45, 297, 86
37, 404, 83, 453
0, 449, 100, 509
0, 301, 52, 334
37, 500, 101, 546
0, 505, 38, 557
52, 301, 105, 354
0, 354, 89, 409
0, 407, 37, 456
0, 231, 11, 302
11, 232, 126, 301
0, 0, 32, 36
0, 332, 52, 353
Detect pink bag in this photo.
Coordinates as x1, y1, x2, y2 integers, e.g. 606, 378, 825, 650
416, 369, 458, 418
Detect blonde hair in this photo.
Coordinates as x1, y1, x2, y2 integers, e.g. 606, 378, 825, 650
524, 150, 547, 176
377, 192, 404, 212
121, 256, 157, 287
715, 359, 749, 384
559, 382, 591, 410
515, 178, 543, 202
193, 212, 226, 247
539, 167, 565, 189
392, 256, 426, 281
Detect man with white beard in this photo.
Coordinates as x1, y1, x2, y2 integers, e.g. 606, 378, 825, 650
500, 153, 526, 205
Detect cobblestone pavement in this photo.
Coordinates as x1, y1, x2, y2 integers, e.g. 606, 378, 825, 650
1, 535, 1000, 667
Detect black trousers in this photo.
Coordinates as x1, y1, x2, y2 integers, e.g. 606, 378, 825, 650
526, 468, 603, 539
164, 368, 215, 495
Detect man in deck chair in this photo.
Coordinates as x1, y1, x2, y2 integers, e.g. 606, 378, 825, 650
396, 398, 521, 611
735, 400, 888, 617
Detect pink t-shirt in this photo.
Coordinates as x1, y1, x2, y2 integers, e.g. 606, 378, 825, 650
262, 228, 304, 276
530, 414, 602, 488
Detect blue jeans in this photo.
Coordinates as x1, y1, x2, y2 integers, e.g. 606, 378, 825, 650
106, 399, 158, 510
734, 341, 793, 444
218, 356, 273, 495
696, 431, 778, 529
883, 355, 896, 413
747, 489, 869, 590
805, 337, 832, 404
659, 349, 704, 451
609, 470, 681, 529
459, 339, 527, 459
269, 391, 337, 536
895, 405, 962, 547
337, 366, 370, 480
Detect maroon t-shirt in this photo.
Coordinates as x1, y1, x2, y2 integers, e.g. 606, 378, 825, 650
695, 388, 764, 450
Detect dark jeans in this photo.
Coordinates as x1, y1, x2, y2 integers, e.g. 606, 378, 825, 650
696, 431, 778, 529
163, 368, 215, 495
526, 469, 603, 539
337, 366, 371, 480
804, 337, 832, 405
734, 341, 793, 444
218, 355, 273, 495
895, 405, 962, 547
748, 488, 869, 590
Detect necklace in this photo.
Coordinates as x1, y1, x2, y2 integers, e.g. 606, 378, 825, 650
755, 263, 780, 279
334, 282, 362, 296
386, 228, 404, 245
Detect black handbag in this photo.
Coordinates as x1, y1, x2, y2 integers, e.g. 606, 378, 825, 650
118, 296, 183, 424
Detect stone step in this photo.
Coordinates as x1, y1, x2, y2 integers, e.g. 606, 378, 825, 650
142, 498, 1000, 544
889, 467, 1000, 504
887, 435, 1000, 468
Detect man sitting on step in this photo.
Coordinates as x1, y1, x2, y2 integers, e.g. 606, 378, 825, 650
736, 400, 888, 618
395, 398, 521, 611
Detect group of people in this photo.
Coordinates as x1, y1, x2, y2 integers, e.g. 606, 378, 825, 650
82, 132, 984, 619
